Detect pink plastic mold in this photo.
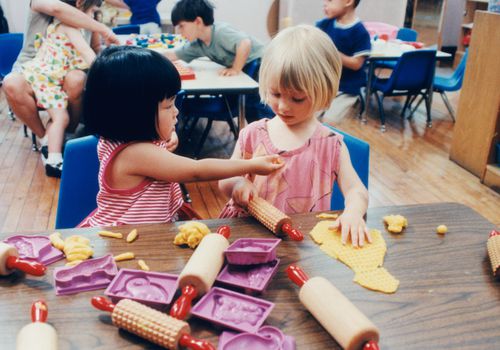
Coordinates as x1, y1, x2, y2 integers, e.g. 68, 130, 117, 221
216, 259, 280, 293
224, 238, 281, 265
190, 287, 274, 333
218, 326, 296, 350
54, 254, 118, 295
104, 268, 178, 308
3, 235, 64, 266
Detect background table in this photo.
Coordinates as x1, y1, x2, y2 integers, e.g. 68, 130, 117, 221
1, 203, 498, 349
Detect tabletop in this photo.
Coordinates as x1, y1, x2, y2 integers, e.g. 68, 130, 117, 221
368, 41, 451, 61
1, 202, 498, 349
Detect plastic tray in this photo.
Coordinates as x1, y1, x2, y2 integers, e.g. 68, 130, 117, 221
218, 326, 296, 350
54, 254, 118, 295
216, 259, 280, 293
224, 238, 281, 265
191, 287, 274, 333
3, 235, 64, 266
105, 268, 178, 308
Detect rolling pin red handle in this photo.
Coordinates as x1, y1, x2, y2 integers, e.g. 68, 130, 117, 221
489, 230, 500, 238
363, 340, 380, 350
179, 334, 216, 350
31, 300, 49, 323
286, 264, 309, 287
6, 256, 46, 276
170, 284, 198, 320
282, 223, 304, 241
91, 296, 115, 313
216, 225, 231, 239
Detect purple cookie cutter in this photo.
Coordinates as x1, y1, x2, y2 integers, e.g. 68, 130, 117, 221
3, 235, 64, 266
190, 287, 274, 333
218, 326, 296, 350
224, 238, 281, 265
216, 259, 280, 293
54, 254, 118, 295
105, 268, 178, 309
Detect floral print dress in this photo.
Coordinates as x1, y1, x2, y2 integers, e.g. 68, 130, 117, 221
22, 20, 88, 110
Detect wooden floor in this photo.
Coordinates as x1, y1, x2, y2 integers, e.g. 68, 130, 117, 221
0, 77, 498, 234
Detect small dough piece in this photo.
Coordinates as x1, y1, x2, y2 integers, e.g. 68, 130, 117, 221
126, 229, 138, 243
98, 231, 123, 239
383, 215, 408, 233
114, 252, 135, 262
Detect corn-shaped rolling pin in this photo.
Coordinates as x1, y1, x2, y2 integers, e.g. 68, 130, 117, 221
170, 226, 231, 320
287, 265, 379, 350
0, 242, 46, 276
247, 197, 303, 241
17, 300, 58, 350
487, 230, 500, 277
91, 296, 215, 350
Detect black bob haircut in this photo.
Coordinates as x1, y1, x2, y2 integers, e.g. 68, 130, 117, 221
83, 46, 181, 142
171, 0, 214, 26
354, 0, 361, 8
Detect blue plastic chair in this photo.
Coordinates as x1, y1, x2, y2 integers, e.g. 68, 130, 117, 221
178, 59, 260, 158
112, 24, 140, 35
431, 49, 468, 121
371, 50, 437, 131
55, 135, 99, 229
324, 125, 370, 210
0, 33, 23, 80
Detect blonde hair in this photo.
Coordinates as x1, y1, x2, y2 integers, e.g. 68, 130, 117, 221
259, 25, 342, 112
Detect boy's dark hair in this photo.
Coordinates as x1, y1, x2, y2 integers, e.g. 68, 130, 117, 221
171, 0, 214, 26
63, 0, 103, 12
83, 46, 181, 142
354, 0, 361, 8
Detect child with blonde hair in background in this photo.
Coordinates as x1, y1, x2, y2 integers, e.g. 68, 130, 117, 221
219, 25, 371, 247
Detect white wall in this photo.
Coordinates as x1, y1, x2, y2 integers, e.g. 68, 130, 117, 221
279, 0, 408, 28
1, 0, 30, 33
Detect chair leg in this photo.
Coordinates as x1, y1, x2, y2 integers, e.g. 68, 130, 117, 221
31, 133, 38, 152
179, 183, 192, 204
440, 92, 456, 122
375, 92, 386, 132
424, 93, 432, 128
408, 95, 424, 120
223, 97, 238, 139
23, 124, 28, 137
194, 119, 213, 159
8, 107, 15, 121
357, 90, 365, 119
401, 95, 412, 118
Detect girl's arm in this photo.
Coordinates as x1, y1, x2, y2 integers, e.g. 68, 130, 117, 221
31, 0, 119, 45
220, 38, 251, 76
113, 142, 282, 186
218, 142, 257, 206
60, 25, 96, 66
331, 142, 370, 247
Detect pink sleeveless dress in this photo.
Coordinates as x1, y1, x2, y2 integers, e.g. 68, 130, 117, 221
79, 138, 185, 227
220, 119, 343, 218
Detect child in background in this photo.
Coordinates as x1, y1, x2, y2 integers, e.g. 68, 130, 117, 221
218, 25, 371, 247
316, 0, 371, 121
79, 46, 283, 228
21, 0, 102, 177
164, 0, 271, 121
105, 0, 161, 34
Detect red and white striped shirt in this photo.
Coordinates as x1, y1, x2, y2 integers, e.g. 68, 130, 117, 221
79, 138, 184, 227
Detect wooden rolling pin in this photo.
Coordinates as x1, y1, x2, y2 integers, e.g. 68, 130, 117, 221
287, 265, 380, 350
92, 296, 214, 350
170, 226, 231, 320
17, 300, 58, 350
247, 197, 303, 241
0, 242, 46, 276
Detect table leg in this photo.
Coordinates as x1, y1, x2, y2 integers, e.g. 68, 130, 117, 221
238, 94, 246, 134
364, 61, 375, 123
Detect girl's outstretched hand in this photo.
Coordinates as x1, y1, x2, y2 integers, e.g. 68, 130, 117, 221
329, 211, 372, 248
251, 155, 284, 175
231, 178, 257, 207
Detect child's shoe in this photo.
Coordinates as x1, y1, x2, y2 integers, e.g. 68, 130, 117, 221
45, 162, 63, 178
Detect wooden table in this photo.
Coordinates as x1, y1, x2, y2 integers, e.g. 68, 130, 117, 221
1, 203, 498, 349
